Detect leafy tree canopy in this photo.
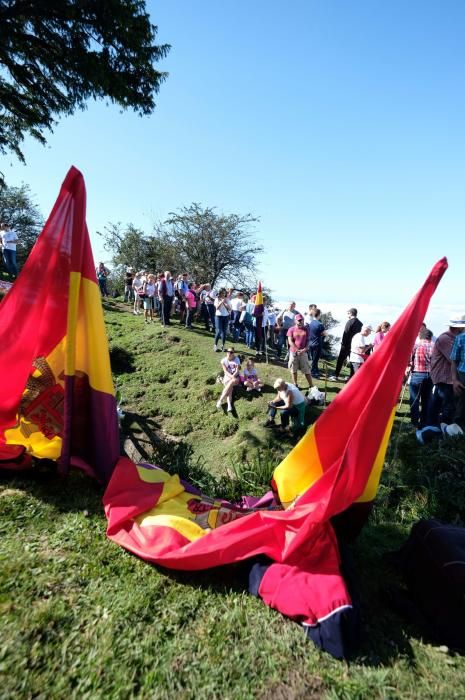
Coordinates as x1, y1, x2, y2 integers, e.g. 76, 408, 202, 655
321, 311, 340, 359
99, 223, 157, 274
0, 0, 170, 162
161, 203, 262, 289
0, 181, 43, 268
99, 203, 263, 290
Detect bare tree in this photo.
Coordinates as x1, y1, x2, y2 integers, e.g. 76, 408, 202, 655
160, 203, 263, 287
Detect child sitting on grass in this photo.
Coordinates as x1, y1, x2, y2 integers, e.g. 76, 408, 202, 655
242, 359, 263, 392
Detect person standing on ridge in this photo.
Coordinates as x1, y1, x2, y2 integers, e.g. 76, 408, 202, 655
329, 307, 363, 381
0, 222, 19, 279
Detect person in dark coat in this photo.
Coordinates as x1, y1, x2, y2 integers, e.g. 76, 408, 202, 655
329, 308, 363, 381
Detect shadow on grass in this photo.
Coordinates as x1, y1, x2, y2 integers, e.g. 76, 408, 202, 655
0, 462, 104, 516
109, 346, 136, 375
120, 412, 168, 462
102, 300, 131, 314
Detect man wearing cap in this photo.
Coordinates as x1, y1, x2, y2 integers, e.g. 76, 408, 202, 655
349, 325, 373, 376
264, 378, 306, 431
450, 315, 465, 430
287, 314, 313, 389
427, 315, 465, 426
329, 308, 363, 381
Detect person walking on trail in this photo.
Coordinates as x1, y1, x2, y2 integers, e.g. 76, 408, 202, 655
329, 308, 363, 381
264, 378, 306, 432
287, 314, 313, 389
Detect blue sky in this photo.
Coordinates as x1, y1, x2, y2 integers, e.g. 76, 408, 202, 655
2, 0, 464, 312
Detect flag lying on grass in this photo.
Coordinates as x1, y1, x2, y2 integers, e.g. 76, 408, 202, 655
104, 259, 447, 656
0, 167, 119, 483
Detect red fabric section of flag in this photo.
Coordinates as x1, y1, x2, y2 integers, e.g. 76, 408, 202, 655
104, 458, 333, 570
0, 166, 119, 483
258, 532, 351, 625
0, 168, 84, 435
294, 257, 448, 521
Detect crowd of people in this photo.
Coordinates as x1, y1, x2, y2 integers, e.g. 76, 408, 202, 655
331, 306, 465, 437
97, 265, 465, 437
407, 317, 465, 438
117, 266, 335, 384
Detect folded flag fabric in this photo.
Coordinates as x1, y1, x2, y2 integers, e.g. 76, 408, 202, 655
253, 280, 264, 343
253, 280, 264, 317
0, 167, 119, 484
104, 259, 447, 656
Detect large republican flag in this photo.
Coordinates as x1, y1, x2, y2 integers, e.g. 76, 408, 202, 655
0, 167, 119, 483
104, 258, 446, 656
105, 258, 448, 567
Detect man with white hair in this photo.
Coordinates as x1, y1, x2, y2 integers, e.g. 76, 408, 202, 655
264, 378, 306, 431
349, 325, 373, 376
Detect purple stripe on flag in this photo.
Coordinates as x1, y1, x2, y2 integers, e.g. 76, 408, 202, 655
61, 374, 119, 484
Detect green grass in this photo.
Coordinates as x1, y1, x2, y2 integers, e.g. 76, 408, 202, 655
2, 299, 465, 699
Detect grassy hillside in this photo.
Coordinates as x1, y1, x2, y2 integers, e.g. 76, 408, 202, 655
1, 299, 465, 699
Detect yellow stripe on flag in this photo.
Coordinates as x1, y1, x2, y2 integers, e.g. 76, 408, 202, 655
273, 425, 324, 507
73, 278, 115, 394
65, 272, 81, 376
356, 407, 396, 503
135, 512, 209, 542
